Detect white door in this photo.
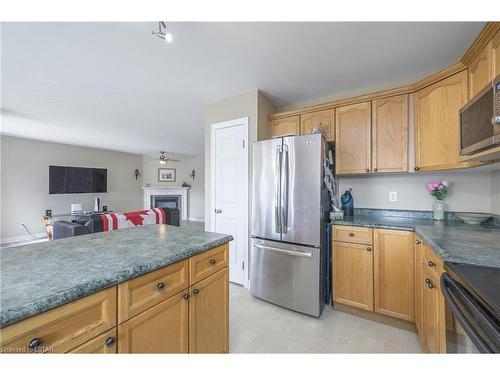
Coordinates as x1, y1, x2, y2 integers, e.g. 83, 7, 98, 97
213, 120, 248, 286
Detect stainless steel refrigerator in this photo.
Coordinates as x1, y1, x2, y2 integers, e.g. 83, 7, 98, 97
250, 133, 329, 317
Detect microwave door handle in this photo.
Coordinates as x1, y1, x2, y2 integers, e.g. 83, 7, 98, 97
275, 145, 282, 234
281, 144, 289, 234
440, 273, 497, 353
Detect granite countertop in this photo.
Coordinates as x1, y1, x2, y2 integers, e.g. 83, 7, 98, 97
332, 215, 500, 269
0, 224, 233, 328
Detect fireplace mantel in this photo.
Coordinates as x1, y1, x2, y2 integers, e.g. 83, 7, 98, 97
142, 186, 189, 221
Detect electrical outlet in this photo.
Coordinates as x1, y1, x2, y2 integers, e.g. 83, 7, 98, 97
389, 192, 398, 202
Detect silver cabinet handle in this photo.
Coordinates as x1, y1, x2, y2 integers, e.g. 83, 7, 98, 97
254, 243, 312, 258
275, 144, 282, 234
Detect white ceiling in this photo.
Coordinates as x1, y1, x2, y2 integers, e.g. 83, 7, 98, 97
0, 22, 484, 155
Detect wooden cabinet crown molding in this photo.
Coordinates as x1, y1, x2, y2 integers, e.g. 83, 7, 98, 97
461, 22, 500, 66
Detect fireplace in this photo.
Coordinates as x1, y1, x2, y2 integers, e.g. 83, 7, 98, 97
142, 187, 189, 221
151, 195, 181, 210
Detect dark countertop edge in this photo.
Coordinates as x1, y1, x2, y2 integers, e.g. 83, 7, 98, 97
0, 235, 232, 329
330, 220, 499, 270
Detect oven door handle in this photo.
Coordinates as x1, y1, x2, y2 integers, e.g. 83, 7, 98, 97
440, 273, 498, 353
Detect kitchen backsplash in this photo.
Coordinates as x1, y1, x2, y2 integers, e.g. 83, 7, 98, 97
338, 169, 497, 214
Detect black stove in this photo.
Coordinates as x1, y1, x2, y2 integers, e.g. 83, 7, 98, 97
442, 262, 500, 353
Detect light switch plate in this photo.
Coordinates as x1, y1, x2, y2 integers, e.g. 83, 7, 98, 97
389, 192, 398, 202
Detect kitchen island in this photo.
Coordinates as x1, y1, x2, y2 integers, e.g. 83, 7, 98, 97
0, 224, 233, 353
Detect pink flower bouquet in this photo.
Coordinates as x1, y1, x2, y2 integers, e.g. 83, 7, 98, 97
426, 181, 448, 201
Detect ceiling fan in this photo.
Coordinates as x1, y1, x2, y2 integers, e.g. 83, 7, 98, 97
149, 151, 179, 164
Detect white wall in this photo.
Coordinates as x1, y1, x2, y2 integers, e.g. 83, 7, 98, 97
1, 135, 143, 240
338, 169, 494, 213
491, 170, 500, 215
141, 154, 205, 221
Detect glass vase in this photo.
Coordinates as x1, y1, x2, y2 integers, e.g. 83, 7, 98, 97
433, 199, 445, 221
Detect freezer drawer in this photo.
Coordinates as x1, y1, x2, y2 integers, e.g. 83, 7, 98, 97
250, 238, 322, 317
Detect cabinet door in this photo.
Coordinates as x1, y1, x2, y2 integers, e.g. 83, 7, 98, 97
492, 29, 500, 78
414, 70, 469, 171
69, 329, 117, 353
335, 102, 372, 174
118, 290, 189, 353
422, 264, 446, 353
270, 116, 299, 138
333, 241, 373, 311
469, 42, 493, 99
414, 235, 425, 346
300, 109, 335, 141
373, 229, 414, 321
372, 95, 408, 173
189, 268, 229, 353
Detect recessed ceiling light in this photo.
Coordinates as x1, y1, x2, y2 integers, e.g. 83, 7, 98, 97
152, 22, 173, 44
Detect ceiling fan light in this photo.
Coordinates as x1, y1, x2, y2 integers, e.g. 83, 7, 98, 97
164, 33, 173, 43
159, 159, 166, 164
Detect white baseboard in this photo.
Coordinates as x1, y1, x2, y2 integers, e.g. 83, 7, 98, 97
1, 233, 47, 246
187, 216, 205, 223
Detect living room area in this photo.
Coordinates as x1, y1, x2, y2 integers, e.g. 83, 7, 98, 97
0, 135, 205, 247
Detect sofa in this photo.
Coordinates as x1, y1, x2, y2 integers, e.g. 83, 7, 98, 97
53, 208, 180, 240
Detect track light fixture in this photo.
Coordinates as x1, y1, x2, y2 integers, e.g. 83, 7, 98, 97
152, 21, 173, 43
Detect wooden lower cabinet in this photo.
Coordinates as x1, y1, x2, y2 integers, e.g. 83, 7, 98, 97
70, 329, 117, 353
333, 241, 374, 311
414, 235, 425, 344
373, 229, 414, 321
189, 268, 229, 353
422, 264, 446, 353
118, 290, 189, 353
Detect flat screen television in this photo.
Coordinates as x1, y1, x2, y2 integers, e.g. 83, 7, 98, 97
49, 166, 107, 194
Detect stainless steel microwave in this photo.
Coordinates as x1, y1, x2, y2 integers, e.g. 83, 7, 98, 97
459, 75, 500, 156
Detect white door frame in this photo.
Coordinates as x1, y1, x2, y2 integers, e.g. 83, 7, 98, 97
210, 117, 249, 288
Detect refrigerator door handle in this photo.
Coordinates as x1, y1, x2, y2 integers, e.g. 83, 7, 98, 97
281, 144, 289, 234
254, 243, 313, 258
275, 145, 282, 234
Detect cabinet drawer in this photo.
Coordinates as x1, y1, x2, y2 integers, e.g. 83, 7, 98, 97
0, 287, 116, 354
333, 225, 373, 245
423, 244, 444, 280
69, 328, 117, 353
118, 259, 189, 323
189, 244, 229, 285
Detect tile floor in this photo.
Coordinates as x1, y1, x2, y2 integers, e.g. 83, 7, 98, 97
230, 283, 423, 353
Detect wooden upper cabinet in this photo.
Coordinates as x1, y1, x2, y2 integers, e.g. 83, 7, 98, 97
270, 116, 299, 138
414, 70, 469, 171
300, 109, 335, 141
469, 42, 493, 99
332, 241, 374, 311
335, 102, 371, 174
373, 229, 414, 322
492, 29, 500, 78
371, 95, 408, 173
189, 268, 229, 353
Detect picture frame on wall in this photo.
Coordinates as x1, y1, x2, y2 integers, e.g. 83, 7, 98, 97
158, 168, 176, 182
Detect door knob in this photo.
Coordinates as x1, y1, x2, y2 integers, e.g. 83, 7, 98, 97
214, 209, 222, 214
156, 282, 166, 290
415, 240, 421, 245
366, 247, 372, 252
428, 261, 436, 268
209, 259, 216, 265
193, 288, 200, 295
